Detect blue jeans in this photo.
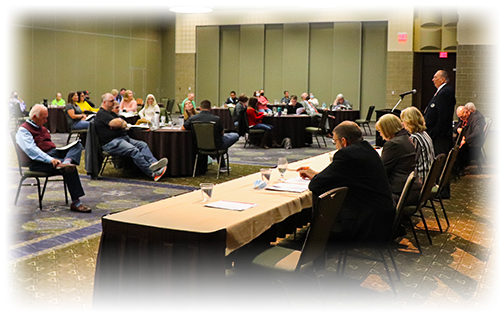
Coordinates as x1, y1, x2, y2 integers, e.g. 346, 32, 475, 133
71, 120, 89, 130
102, 136, 158, 177
251, 123, 273, 131
218, 132, 239, 167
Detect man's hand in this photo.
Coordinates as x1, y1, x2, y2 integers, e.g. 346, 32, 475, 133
297, 166, 317, 180
50, 159, 62, 168
460, 137, 466, 148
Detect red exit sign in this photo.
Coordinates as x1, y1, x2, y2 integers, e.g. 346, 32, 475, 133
439, 52, 448, 58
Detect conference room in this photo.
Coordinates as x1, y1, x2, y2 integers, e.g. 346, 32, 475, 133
5, 2, 496, 313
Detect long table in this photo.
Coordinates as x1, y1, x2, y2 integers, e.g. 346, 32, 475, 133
93, 151, 332, 305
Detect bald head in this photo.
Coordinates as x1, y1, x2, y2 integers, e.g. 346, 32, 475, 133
456, 105, 470, 121
29, 104, 49, 127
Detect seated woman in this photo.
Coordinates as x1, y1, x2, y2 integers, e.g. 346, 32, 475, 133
183, 100, 198, 120
400, 106, 436, 184
137, 94, 161, 124
76, 91, 99, 113
247, 97, 279, 149
253, 90, 272, 114
65, 91, 90, 130
119, 90, 138, 113
375, 113, 421, 206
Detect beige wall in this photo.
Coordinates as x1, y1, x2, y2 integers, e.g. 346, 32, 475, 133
175, 7, 414, 116
10, 11, 176, 108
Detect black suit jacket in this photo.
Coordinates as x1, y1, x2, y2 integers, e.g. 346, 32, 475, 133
454, 112, 485, 148
308, 141, 395, 242
424, 84, 456, 152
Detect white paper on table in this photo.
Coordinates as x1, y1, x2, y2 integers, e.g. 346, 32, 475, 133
284, 177, 310, 185
204, 200, 257, 211
265, 178, 309, 193
127, 123, 149, 128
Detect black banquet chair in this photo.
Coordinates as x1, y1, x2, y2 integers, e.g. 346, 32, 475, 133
191, 121, 230, 179
355, 105, 375, 135
11, 132, 68, 210
305, 112, 328, 148
245, 187, 348, 300
336, 172, 416, 296
402, 154, 446, 252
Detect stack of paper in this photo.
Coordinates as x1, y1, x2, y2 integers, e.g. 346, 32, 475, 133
204, 200, 257, 211
265, 177, 310, 193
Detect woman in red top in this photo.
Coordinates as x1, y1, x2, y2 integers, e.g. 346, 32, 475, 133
253, 90, 272, 114
247, 97, 279, 149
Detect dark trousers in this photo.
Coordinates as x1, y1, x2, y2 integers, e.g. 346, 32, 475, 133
29, 142, 85, 201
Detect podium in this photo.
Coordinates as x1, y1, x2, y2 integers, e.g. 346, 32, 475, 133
375, 109, 401, 146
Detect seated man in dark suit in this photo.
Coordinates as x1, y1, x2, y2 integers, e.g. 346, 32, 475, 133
454, 105, 485, 175
94, 93, 168, 181
297, 121, 395, 242
182, 99, 239, 172
15, 104, 91, 212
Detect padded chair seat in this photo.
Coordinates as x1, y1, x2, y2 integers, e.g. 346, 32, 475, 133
305, 126, 321, 133
252, 246, 302, 273
24, 170, 57, 178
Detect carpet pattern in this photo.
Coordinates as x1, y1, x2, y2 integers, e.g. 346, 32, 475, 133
6, 128, 497, 312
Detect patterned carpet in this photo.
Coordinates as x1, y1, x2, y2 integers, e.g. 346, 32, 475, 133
6, 128, 498, 313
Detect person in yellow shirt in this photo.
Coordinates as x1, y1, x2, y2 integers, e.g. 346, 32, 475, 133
76, 91, 99, 113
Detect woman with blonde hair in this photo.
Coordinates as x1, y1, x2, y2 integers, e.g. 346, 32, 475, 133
119, 90, 138, 113
137, 94, 160, 124
400, 106, 435, 183
183, 100, 198, 120
376, 113, 420, 205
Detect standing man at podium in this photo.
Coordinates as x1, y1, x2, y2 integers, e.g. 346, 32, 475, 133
424, 69, 456, 198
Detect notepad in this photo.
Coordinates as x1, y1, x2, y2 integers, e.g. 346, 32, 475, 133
56, 140, 79, 151
204, 200, 257, 211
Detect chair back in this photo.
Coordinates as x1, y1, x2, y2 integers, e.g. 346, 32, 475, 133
84, 120, 104, 178
365, 105, 375, 121
136, 98, 143, 106
296, 186, 348, 272
417, 153, 446, 210
228, 106, 235, 117
191, 121, 218, 153
437, 145, 460, 193
237, 110, 250, 137
11, 132, 28, 176
391, 172, 416, 240
166, 99, 175, 114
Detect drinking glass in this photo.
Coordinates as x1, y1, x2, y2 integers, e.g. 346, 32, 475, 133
260, 168, 272, 182
277, 157, 288, 182
200, 183, 214, 202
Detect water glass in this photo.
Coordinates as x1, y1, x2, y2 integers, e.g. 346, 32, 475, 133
200, 183, 214, 202
260, 168, 272, 182
277, 157, 288, 182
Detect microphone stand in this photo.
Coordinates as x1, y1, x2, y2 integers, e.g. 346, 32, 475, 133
391, 92, 412, 112
391, 97, 404, 112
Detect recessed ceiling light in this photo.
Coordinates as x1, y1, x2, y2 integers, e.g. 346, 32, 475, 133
169, 6, 213, 13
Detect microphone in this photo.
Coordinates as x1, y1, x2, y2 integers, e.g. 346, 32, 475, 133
399, 89, 417, 98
